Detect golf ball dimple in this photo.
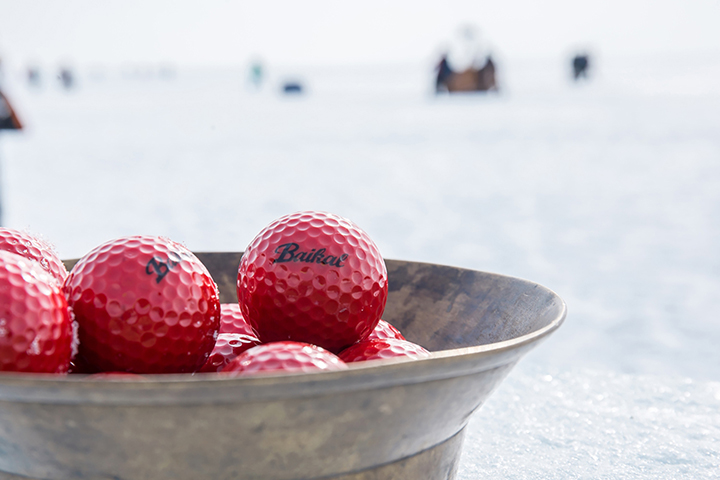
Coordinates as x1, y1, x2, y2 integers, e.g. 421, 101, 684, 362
237, 211, 388, 353
64, 236, 220, 374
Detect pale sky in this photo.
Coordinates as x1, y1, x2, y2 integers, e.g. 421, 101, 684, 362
0, 0, 719, 69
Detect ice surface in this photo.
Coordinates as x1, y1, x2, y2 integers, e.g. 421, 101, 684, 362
0, 53, 718, 476
458, 365, 720, 479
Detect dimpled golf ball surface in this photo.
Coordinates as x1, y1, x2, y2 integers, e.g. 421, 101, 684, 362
0, 251, 74, 373
237, 211, 388, 353
219, 303, 256, 336
199, 332, 261, 372
64, 236, 220, 373
0, 228, 68, 285
366, 319, 406, 341
223, 341, 348, 376
339, 338, 430, 363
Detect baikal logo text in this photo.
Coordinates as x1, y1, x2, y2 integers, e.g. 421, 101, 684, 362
145, 252, 185, 283
272, 243, 349, 267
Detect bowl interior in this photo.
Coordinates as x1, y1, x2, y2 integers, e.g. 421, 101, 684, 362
381, 259, 562, 351
65, 252, 563, 354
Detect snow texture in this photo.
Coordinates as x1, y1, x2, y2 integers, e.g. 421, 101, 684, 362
458, 365, 720, 479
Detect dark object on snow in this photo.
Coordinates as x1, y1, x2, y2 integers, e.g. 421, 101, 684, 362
249, 62, 264, 87
0, 91, 22, 130
59, 68, 75, 89
27, 67, 41, 86
435, 54, 453, 92
282, 82, 304, 94
436, 55, 498, 93
572, 54, 590, 80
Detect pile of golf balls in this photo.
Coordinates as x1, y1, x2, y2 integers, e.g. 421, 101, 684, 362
0, 212, 429, 377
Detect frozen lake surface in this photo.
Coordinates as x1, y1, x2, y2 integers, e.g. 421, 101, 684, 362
459, 366, 720, 479
1, 53, 719, 477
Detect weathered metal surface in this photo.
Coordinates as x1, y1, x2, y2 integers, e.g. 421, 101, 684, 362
0, 254, 566, 479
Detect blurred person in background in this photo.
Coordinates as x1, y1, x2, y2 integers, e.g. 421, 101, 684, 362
0, 55, 23, 130
248, 60, 264, 89
0, 55, 24, 226
0, 91, 23, 228
0, 91, 22, 131
58, 66, 74, 89
27, 65, 41, 86
434, 53, 453, 93
572, 53, 590, 80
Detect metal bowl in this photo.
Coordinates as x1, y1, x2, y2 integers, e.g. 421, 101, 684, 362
0, 253, 566, 480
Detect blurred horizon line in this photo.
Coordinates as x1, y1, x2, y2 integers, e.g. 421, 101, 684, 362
3, 48, 720, 74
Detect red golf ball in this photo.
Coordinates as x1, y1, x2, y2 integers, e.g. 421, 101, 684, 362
237, 211, 388, 353
64, 235, 220, 373
339, 338, 430, 363
0, 251, 75, 373
366, 319, 406, 341
0, 228, 68, 285
199, 332, 261, 373
219, 302, 256, 336
223, 341, 348, 376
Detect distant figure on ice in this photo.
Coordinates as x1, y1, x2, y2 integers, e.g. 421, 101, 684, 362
435, 54, 453, 93
477, 55, 497, 91
0, 90, 23, 131
58, 67, 74, 89
249, 61, 264, 88
0, 89, 22, 226
435, 54, 498, 93
282, 81, 303, 94
572, 54, 590, 80
27, 66, 41, 86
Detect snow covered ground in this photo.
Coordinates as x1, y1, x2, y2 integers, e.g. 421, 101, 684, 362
460, 366, 720, 479
1, 52, 719, 477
